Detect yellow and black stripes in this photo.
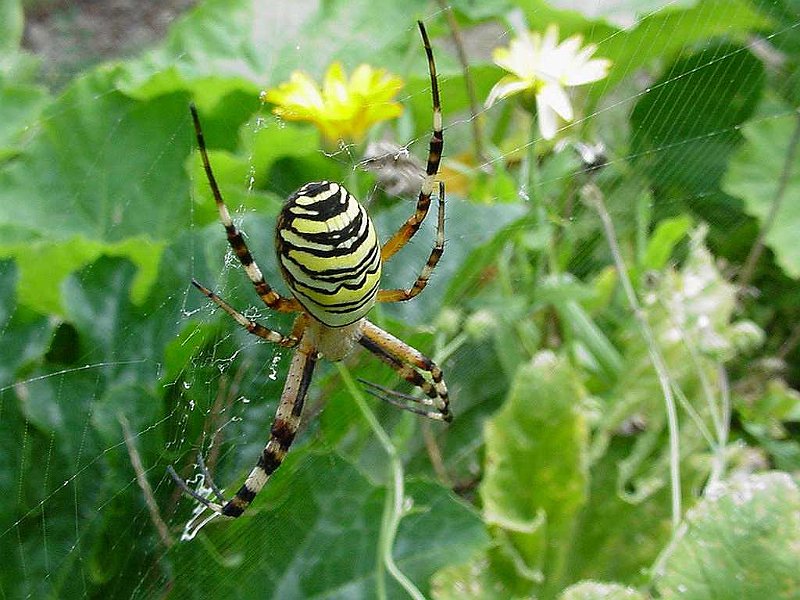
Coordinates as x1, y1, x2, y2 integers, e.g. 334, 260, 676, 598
172, 21, 451, 522
169, 336, 318, 518
276, 181, 382, 328
381, 21, 444, 261
191, 279, 299, 347
190, 103, 298, 313
220, 345, 317, 517
358, 320, 451, 422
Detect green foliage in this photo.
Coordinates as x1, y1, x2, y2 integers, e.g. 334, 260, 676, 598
723, 99, 800, 278
2, 0, 799, 598
655, 472, 800, 599
481, 353, 589, 597
168, 453, 486, 599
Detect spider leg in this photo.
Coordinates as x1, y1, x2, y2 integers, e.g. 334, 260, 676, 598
171, 334, 317, 518
358, 320, 451, 422
378, 182, 445, 303
195, 452, 227, 503
381, 21, 443, 262
167, 465, 225, 513
358, 379, 447, 421
192, 279, 299, 347
190, 104, 300, 313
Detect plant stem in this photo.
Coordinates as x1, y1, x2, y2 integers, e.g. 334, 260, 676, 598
336, 364, 426, 600
435, 0, 487, 164
582, 183, 683, 531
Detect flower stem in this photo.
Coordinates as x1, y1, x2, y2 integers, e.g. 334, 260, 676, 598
582, 182, 682, 531
336, 363, 426, 600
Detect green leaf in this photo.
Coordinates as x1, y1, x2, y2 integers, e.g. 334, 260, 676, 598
480, 352, 589, 596
0, 260, 53, 386
641, 215, 693, 271
655, 472, 800, 599
722, 103, 800, 279
0, 67, 193, 314
0, 0, 23, 55
378, 199, 527, 325
0, 81, 49, 159
120, 0, 432, 97
168, 451, 487, 599
630, 42, 764, 194
0, 235, 163, 317
597, 0, 771, 93
550, 0, 698, 29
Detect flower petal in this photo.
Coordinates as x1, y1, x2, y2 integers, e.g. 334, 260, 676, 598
485, 76, 533, 108
536, 95, 558, 140
538, 82, 573, 120
564, 57, 612, 86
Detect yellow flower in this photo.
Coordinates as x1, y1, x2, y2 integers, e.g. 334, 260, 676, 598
261, 62, 404, 145
485, 25, 611, 140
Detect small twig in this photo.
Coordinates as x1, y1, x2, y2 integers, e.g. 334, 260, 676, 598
435, 0, 487, 163
777, 321, 800, 361
737, 111, 800, 289
582, 182, 682, 530
120, 415, 174, 548
422, 420, 452, 486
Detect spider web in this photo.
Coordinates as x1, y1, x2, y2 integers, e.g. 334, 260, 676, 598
2, 0, 799, 598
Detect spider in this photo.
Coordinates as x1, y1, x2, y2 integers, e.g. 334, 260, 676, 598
169, 21, 449, 518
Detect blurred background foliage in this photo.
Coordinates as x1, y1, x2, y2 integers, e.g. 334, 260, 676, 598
1, 0, 800, 598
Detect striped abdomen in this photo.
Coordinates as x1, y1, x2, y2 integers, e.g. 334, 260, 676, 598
275, 181, 382, 327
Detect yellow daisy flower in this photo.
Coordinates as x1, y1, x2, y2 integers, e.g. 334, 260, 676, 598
262, 62, 404, 145
485, 25, 611, 140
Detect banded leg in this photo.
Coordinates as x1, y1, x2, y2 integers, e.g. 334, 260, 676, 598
378, 182, 445, 303
190, 104, 299, 313
358, 320, 451, 421
192, 279, 299, 347
170, 338, 318, 517
381, 21, 444, 262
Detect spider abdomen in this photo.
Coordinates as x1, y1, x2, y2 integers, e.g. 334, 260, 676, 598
276, 181, 382, 327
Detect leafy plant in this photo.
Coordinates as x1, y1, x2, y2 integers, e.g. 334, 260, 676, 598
1, 0, 799, 598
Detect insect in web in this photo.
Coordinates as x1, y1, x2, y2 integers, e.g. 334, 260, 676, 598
168, 21, 450, 518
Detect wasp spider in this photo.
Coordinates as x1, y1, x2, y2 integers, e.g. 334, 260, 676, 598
169, 22, 449, 518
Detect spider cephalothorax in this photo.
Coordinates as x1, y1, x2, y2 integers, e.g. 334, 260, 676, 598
169, 21, 449, 519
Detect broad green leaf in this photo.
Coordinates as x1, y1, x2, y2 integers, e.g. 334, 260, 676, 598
655, 472, 800, 599
549, 0, 698, 29
0, 82, 49, 159
565, 438, 673, 584
378, 199, 527, 325
0, 235, 163, 317
0, 67, 192, 315
598, 0, 770, 92
630, 43, 764, 195
120, 0, 432, 98
431, 549, 521, 600
722, 104, 800, 279
0, 68, 192, 240
0, 260, 53, 386
480, 352, 589, 596
166, 451, 487, 599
